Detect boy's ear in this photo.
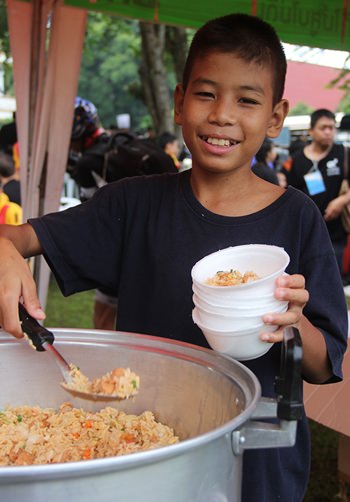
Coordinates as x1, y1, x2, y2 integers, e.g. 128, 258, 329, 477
174, 84, 185, 125
266, 99, 289, 139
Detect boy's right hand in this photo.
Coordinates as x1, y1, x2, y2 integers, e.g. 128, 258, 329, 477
0, 234, 45, 338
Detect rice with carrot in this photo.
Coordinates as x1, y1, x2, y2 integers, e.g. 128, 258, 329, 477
206, 269, 260, 286
0, 402, 178, 466
65, 365, 140, 398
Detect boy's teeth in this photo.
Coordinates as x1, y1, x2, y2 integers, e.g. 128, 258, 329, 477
207, 137, 232, 146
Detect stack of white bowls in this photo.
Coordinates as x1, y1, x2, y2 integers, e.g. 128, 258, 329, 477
191, 244, 290, 361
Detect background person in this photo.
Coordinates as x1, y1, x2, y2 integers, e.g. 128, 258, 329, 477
286, 109, 350, 277
67, 97, 110, 202
158, 131, 181, 169
251, 138, 280, 185
0, 151, 21, 206
67, 97, 118, 330
0, 111, 17, 155
0, 14, 347, 502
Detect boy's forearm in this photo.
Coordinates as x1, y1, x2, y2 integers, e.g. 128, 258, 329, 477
0, 223, 42, 258
299, 315, 333, 384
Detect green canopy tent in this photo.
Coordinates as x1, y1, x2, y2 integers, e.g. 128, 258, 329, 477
65, 0, 350, 51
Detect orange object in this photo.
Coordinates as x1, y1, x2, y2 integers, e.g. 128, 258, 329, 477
121, 432, 135, 443
12, 142, 20, 171
82, 448, 91, 460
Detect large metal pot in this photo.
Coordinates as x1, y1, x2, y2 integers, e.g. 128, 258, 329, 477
0, 327, 302, 502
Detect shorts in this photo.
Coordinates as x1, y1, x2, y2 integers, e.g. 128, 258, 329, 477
95, 289, 119, 307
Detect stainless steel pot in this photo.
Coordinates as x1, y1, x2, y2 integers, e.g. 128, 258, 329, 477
0, 327, 302, 502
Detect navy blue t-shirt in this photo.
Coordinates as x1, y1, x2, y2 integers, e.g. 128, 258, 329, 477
30, 170, 348, 502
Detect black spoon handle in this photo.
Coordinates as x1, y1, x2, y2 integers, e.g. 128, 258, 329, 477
18, 303, 55, 352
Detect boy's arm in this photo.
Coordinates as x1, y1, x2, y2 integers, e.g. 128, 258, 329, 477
0, 223, 45, 338
262, 274, 334, 384
296, 315, 333, 384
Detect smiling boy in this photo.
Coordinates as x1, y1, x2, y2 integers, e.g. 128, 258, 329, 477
0, 13, 347, 502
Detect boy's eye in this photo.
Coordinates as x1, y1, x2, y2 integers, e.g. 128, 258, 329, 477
194, 91, 215, 99
239, 97, 259, 105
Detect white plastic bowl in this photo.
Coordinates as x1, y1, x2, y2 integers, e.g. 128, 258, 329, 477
192, 293, 288, 316
191, 244, 290, 300
192, 283, 279, 308
192, 309, 275, 360
193, 302, 288, 331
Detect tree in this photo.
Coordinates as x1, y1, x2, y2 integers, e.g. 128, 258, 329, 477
79, 14, 189, 135
1, 9, 190, 135
138, 22, 189, 135
0, 0, 13, 96
289, 102, 314, 116
337, 93, 350, 114
139, 22, 174, 134
165, 26, 189, 84
327, 58, 350, 113
78, 14, 147, 130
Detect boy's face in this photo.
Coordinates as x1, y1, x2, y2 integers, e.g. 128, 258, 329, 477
174, 52, 288, 175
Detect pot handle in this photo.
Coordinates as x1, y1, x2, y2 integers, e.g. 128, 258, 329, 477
231, 328, 303, 455
275, 326, 303, 421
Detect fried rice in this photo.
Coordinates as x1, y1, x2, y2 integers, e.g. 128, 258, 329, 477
64, 365, 140, 398
0, 402, 179, 466
206, 269, 260, 286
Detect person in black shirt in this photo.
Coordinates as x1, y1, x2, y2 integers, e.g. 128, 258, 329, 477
286, 109, 350, 275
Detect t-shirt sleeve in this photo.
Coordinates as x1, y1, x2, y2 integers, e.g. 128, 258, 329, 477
297, 195, 348, 383
302, 251, 348, 383
29, 182, 126, 296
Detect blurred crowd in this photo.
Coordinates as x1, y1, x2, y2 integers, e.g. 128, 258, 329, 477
0, 112, 21, 225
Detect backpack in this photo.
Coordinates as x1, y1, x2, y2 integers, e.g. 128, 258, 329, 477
0, 193, 22, 225
102, 132, 177, 183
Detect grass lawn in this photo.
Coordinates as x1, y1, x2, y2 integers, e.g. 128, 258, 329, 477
45, 277, 94, 329
44, 277, 347, 501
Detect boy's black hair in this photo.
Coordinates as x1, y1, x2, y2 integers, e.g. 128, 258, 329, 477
0, 151, 15, 178
182, 13, 287, 105
310, 109, 336, 129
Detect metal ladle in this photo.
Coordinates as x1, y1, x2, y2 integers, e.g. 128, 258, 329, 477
18, 303, 133, 401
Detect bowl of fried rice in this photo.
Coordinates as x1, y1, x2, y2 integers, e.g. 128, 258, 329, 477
191, 244, 290, 302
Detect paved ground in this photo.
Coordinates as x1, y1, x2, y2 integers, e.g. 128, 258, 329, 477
344, 285, 350, 336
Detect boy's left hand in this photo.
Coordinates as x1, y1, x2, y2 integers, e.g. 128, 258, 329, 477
261, 274, 309, 343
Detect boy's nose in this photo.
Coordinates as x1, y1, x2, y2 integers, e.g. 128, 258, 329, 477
208, 101, 236, 126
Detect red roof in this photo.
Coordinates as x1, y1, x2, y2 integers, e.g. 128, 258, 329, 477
284, 60, 346, 111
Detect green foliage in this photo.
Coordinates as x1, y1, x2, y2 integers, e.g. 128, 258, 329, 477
0, 0, 10, 55
328, 59, 350, 114
0, 0, 14, 95
78, 13, 149, 130
337, 92, 350, 114
289, 102, 314, 116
